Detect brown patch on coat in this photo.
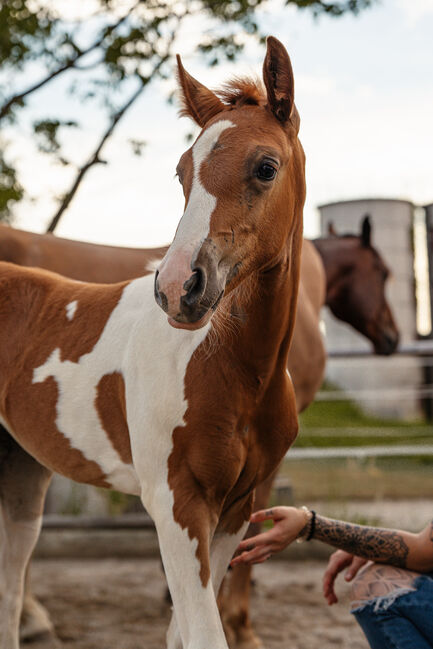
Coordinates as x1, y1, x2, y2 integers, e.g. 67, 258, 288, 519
95, 372, 132, 465
5, 376, 110, 487
0, 262, 127, 486
167, 266, 300, 588
58, 282, 124, 363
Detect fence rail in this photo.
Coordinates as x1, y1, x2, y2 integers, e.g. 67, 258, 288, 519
285, 444, 433, 460
328, 340, 433, 359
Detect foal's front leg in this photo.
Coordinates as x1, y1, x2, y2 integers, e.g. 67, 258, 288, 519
166, 523, 251, 649
148, 487, 238, 649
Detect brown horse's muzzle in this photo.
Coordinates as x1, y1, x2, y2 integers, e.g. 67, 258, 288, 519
371, 326, 399, 355
154, 239, 228, 330
366, 304, 400, 355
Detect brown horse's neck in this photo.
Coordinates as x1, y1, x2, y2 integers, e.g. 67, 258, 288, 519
312, 236, 358, 306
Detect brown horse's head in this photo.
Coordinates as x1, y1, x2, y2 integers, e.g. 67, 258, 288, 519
316, 216, 399, 355
154, 37, 305, 330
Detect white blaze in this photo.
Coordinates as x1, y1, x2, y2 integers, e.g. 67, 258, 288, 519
164, 119, 236, 262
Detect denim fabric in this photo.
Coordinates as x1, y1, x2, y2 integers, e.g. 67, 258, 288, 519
352, 574, 433, 649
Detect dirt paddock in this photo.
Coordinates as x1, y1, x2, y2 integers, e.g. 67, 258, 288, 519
28, 558, 368, 649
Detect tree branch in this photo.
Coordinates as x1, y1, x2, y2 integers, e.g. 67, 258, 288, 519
0, 3, 141, 122
46, 49, 171, 234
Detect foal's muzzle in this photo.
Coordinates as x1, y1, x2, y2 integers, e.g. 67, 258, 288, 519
154, 250, 226, 330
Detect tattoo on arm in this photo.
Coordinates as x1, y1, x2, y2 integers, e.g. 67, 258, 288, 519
313, 515, 409, 568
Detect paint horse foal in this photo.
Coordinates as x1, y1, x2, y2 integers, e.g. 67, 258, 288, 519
0, 37, 304, 649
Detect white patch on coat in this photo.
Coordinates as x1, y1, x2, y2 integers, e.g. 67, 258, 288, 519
161, 119, 236, 265
65, 300, 78, 320
32, 275, 210, 497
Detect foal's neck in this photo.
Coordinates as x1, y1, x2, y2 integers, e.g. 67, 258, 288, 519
218, 242, 301, 383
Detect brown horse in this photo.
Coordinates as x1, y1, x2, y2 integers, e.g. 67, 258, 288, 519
0, 37, 304, 649
0, 216, 398, 645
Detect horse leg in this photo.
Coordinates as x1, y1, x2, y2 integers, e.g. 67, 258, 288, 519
166, 515, 250, 649
149, 488, 247, 649
20, 564, 54, 641
219, 472, 278, 649
0, 433, 52, 649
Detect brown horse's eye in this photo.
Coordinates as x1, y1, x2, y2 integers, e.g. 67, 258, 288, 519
257, 162, 277, 181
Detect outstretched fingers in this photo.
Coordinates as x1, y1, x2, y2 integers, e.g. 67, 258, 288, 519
249, 507, 286, 524
231, 543, 274, 566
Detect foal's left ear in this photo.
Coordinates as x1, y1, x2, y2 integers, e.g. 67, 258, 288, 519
361, 215, 372, 247
176, 55, 226, 127
263, 36, 297, 131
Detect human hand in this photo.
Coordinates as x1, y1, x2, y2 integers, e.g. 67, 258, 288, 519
322, 550, 368, 605
230, 506, 309, 567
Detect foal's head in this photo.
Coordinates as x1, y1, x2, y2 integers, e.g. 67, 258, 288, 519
154, 37, 305, 330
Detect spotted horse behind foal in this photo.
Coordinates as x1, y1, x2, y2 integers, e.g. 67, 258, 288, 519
0, 37, 305, 649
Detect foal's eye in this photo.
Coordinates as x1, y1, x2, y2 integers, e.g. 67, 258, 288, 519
256, 162, 277, 181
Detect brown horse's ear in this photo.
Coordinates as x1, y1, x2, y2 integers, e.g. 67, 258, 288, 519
263, 36, 296, 129
327, 221, 337, 236
176, 55, 226, 127
361, 215, 372, 247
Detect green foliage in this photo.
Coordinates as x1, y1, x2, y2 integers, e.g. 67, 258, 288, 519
0, 0, 56, 70
33, 118, 78, 155
293, 0, 374, 17
0, 0, 376, 227
129, 139, 147, 156
0, 149, 23, 222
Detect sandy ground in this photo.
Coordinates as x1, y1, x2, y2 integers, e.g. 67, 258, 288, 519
28, 558, 368, 649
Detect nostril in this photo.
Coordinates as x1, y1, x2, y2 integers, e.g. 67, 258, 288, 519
182, 268, 206, 307
154, 270, 160, 300
183, 271, 199, 294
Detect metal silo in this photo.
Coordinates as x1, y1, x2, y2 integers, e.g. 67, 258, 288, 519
318, 198, 421, 419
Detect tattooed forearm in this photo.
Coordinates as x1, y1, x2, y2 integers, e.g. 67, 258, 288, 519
313, 515, 409, 568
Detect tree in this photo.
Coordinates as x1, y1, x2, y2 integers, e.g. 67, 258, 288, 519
0, 0, 375, 229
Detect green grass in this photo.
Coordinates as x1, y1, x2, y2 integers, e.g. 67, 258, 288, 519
297, 381, 432, 448
283, 383, 433, 500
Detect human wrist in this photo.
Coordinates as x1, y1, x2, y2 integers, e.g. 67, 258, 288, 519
295, 507, 314, 543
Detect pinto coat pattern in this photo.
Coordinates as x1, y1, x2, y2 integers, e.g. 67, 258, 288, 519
0, 37, 305, 649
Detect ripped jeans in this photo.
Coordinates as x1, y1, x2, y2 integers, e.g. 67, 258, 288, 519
352, 574, 433, 649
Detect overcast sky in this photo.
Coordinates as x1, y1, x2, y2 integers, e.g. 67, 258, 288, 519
9, 0, 433, 247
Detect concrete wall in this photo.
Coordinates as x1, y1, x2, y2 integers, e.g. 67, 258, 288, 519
318, 198, 422, 419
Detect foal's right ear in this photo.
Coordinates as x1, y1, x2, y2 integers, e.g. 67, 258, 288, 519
176, 55, 226, 127
263, 36, 297, 131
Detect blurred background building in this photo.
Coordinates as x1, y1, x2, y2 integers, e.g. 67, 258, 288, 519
319, 198, 426, 420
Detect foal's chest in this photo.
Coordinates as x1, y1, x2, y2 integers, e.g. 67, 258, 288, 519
1, 276, 209, 496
